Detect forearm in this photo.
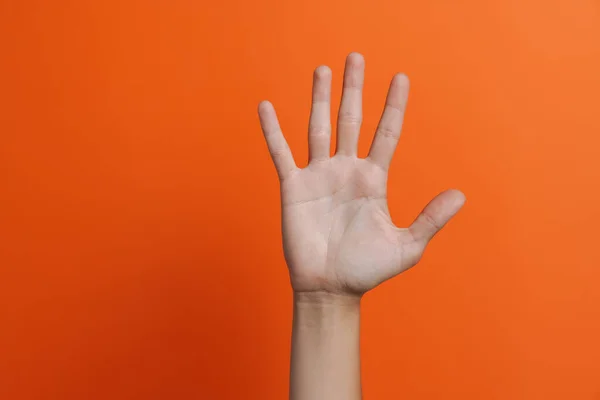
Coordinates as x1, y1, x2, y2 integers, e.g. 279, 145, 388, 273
290, 292, 362, 400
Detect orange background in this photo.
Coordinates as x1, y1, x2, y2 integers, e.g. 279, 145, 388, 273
1, 1, 600, 399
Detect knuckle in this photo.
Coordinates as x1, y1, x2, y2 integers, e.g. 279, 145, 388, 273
309, 125, 330, 137
338, 111, 362, 126
270, 146, 289, 159
376, 125, 399, 140
386, 101, 407, 114
420, 211, 442, 232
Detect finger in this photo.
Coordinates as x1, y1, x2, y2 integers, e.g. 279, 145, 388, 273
258, 100, 298, 180
308, 66, 332, 162
409, 189, 466, 243
367, 73, 410, 170
336, 52, 364, 156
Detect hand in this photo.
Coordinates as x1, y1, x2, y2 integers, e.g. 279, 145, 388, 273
258, 53, 465, 296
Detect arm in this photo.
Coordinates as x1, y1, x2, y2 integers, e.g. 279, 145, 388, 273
258, 52, 465, 400
290, 292, 361, 400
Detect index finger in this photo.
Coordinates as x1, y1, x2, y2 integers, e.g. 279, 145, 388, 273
367, 74, 410, 170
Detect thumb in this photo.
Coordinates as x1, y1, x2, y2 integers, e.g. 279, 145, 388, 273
409, 189, 466, 243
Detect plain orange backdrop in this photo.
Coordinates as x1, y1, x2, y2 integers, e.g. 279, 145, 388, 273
1, 0, 600, 399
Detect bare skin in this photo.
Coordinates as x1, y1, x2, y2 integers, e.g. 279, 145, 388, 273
258, 52, 465, 400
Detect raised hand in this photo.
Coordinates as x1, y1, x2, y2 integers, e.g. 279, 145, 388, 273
258, 53, 465, 296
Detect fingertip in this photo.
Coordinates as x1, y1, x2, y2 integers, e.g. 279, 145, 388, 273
447, 188, 466, 206
346, 52, 365, 67
448, 189, 467, 202
392, 73, 410, 87
436, 189, 466, 217
258, 100, 274, 115
314, 65, 332, 79
409, 189, 465, 243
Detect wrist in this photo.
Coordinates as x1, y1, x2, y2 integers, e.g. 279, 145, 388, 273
293, 291, 361, 325
294, 291, 362, 307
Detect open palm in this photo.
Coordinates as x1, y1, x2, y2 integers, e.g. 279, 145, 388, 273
258, 53, 465, 295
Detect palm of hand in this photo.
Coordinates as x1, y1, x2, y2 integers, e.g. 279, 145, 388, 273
259, 53, 465, 295
281, 157, 419, 294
